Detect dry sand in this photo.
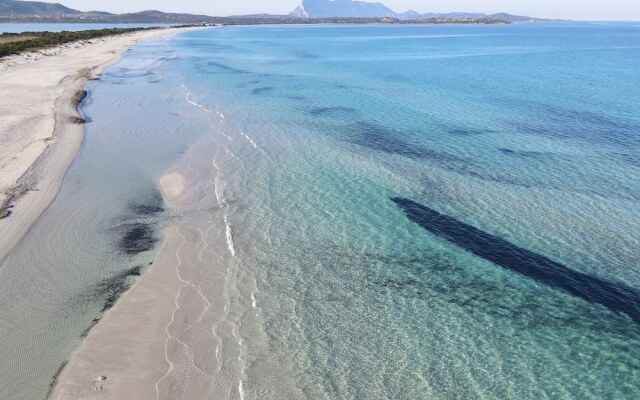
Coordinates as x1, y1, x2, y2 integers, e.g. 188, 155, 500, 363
0, 27, 197, 267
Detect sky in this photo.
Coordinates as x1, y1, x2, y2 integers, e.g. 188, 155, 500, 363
57, 0, 639, 20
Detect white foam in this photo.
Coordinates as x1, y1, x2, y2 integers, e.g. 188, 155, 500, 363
226, 148, 241, 162
183, 84, 236, 144
211, 154, 226, 207
240, 131, 258, 149
221, 131, 234, 142
239, 380, 245, 400
224, 215, 237, 257
214, 180, 225, 207
182, 83, 212, 113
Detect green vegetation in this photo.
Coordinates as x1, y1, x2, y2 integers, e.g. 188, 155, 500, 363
0, 27, 158, 57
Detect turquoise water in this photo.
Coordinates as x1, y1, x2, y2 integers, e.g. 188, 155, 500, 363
0, 23, 639, 399
170, 23, 640, 398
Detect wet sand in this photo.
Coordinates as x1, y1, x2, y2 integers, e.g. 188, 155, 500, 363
52, 132, 243, 399
0, 27, 198, 266
50, 170, 191, 399
50, 226, 187, 399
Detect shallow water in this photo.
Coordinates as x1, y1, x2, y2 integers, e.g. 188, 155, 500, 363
170, 23, 640, 399
1, 22, 639, 399
0, 37, 208, 399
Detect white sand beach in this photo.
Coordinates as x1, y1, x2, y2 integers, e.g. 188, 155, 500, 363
0, 27, 197, 266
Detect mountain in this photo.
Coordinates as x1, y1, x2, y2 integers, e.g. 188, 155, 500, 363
395, 10, 421, 19
0, 0, 80, 14
289, 0, 549, 22
485, 13, 547, 22
290, 0, 396, 18
0, 1, 288, 23
0, 1, 220, 23
0, 0, 548, 24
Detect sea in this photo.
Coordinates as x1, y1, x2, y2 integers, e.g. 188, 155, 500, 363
0, 22, 639, 399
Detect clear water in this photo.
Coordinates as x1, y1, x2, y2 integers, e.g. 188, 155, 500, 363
171, 23, 640, 399
1, 22, 639, 399
0, 23, 174, 34
0, 38, 208, 399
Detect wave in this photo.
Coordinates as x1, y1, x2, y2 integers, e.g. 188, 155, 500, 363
224, 215, 237, 257
251, 292, 257, 309
240, 131, 257, 149
239, 380, 246, 400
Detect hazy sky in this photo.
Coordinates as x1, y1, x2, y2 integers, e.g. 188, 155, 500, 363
58, 0, 638, 20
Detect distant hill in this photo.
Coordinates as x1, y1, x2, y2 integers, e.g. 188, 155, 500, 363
0, 0, 549, 24
107, 10, 214, 24
290, 0, 395, 18
419, 12, 548, 23
0, 0, 80, 14
289, 0, 549, 22
0, 1, 222, 24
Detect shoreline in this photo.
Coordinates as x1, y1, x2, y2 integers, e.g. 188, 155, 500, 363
50, 227, 187, 400
0, 26, 224, 400
51, 163, 227, 399
50, 171, 189, 400
0, 26, 199, 267
51, 128, 242, 398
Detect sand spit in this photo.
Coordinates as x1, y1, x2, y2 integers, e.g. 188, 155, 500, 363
0, 26, 199, 266
52, 161, 237, 399
51, 227, 187, 400
52, 121, 250, 398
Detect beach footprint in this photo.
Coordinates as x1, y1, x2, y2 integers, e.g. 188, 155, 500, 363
93, 375, 107, 390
